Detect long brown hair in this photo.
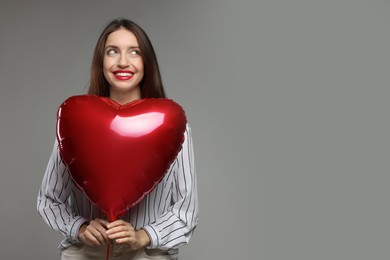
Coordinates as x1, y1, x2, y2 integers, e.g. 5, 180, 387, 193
88, 18, 166, 98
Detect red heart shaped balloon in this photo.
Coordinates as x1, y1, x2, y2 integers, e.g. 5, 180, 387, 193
56, 95, 187, 221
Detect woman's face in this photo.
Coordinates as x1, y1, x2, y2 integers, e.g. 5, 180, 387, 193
103, 28, 144, 103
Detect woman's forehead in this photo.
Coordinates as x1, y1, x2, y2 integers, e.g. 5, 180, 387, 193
105, 28, 139, 47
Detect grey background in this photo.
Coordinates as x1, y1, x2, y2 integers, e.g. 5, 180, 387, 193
0, 0, 389, 259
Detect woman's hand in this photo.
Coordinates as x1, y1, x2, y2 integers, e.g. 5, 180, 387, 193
78, 218, 110, 246
106, 220, 151, 250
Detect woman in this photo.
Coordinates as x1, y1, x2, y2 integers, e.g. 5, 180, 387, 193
37, 18, 198, 260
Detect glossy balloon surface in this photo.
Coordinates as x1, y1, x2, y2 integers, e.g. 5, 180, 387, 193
56, 95, 187, 221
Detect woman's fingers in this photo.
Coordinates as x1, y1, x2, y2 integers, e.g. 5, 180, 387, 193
81, 218, 110, 246
106, 219, 131, 229
103, 220, 150, 249
106, 220, 136, 243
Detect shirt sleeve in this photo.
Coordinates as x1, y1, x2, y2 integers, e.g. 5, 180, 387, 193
143, 125, 199, 250
37, 140, 88, 243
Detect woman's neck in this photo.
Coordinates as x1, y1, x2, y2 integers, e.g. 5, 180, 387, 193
109, 89, 142, 105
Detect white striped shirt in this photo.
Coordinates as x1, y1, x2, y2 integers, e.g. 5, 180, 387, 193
37, 125, 198, 256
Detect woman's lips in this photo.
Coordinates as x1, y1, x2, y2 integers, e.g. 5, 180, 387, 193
113, 70, 134, 80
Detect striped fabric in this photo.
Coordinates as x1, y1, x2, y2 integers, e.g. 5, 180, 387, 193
37, 125, 198, 255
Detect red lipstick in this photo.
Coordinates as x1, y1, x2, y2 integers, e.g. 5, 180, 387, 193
113, 70, 134, 80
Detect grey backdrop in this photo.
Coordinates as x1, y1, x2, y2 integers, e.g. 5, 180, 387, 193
1, 0, 389, 259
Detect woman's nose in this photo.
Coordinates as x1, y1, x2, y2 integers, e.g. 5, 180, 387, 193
118, 54, 130, 67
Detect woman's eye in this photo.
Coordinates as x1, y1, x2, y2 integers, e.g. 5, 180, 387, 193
130, 49, 141, 56
107, 49, 118, 56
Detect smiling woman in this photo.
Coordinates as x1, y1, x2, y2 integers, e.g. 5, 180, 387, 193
88, 19, 166, 99
103, 29, 144, 104
37, 18, 198, 260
